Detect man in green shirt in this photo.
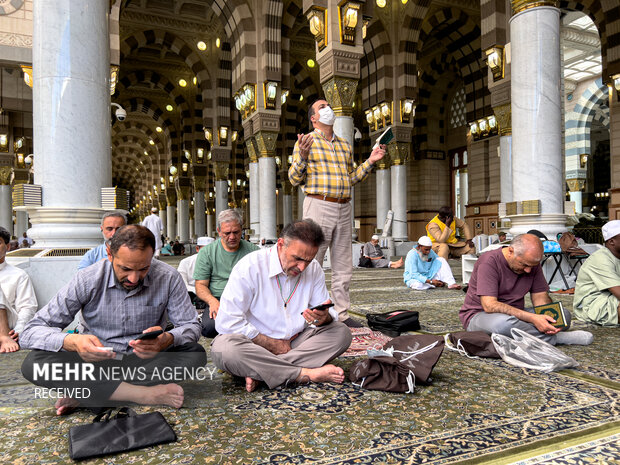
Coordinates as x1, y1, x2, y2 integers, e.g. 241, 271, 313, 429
574, 220, 620, 326
194, 209, 259, 337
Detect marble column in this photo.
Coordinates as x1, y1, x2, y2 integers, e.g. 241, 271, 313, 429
297, 186, 305, 220
567, 179, 585, 214
215, 181, 228, 218
247, 140, 260, 241
177, 199, 190, 243
194, 191, 205, 237
166, 206, 176, 240
28, 0, 111, 247
0, 167, 11, 231
509, 2, 566, 236
283, 186, 293, 228
206, 212, 214, 237
189, 212, 195, 240
15, 211, 29, 238
256, 132, 278, 241
258, 157, 276, 240
158, 199, 167, 235
390, 164, 408, 241
376, 165, 391, 233
494, 104, 513, 203
214, 161, 229, 219
459, 170, 469, 219
569, 191, 583, 213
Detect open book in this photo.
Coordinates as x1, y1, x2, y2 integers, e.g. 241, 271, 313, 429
533, 301, 569, 328
372, 126, 394, 149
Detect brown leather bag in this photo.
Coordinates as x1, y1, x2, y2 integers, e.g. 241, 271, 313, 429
349, 334, 444, 393
446, 331, 500, 358
558, 232, 588, 257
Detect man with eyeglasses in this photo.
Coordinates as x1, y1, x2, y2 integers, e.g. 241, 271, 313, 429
459, 234, 593, 346
194, 209, 259, 338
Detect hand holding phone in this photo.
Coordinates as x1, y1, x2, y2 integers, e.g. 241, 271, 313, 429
310, 302, 335, 311
135, 329, 163, 340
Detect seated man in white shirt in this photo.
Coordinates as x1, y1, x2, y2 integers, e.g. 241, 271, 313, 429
212, 219, 352, 392
0, 226, 38, 352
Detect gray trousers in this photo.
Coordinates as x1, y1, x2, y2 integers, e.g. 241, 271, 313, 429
467, 308, 571, 346
211, 322, 352, 389
303, 196, 353, 321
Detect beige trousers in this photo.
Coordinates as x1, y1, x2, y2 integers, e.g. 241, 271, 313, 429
211, 322, 352, 389
303, 196, 352, 321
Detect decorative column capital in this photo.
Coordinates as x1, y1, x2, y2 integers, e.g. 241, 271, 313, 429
322, 77, 358, 117
493, 103, 512, 136
166, 188, 177, 206
566, 179, 585, 192
0, 166, 12, 185
193, 176, 207, 192
157, 195, 167, 211
254, 131, 279, 157
246, 137, 258, 163
213, 161, 229, 181
389, 142, 410, 166
511, 0, 557, 15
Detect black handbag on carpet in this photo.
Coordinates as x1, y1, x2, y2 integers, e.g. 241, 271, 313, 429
366, 310, 420, 337
68, 407, 177, 460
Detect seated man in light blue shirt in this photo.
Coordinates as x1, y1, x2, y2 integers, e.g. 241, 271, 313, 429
404, 236, 460, 290
77, 211, 126, 270
21, 225, 205, 415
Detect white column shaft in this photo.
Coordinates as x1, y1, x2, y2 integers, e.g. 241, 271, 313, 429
15, 210, 29, 238
166, 206, 176, 240
570, 191, 583, 213
499, 135, 513, 203
194, 192, 205, 237
391, 165, 408, 240
29, 0, 110, 246
215, 181, 228, 219
159, 210, 167, 236
0, 186, 11, 232
297, 186, 305, 220
283, 194, 293, 227
33, 0, 111, 207
459, 170, 469, 219
334, 115, 355, 235
510, 7, 563, 215
249, 162, 260, 240
177, 199, 190, 242
259, 157, 276, 241
376, 169, 391, 232
206, 214, 214, 237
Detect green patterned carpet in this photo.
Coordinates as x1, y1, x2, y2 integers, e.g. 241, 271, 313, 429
0, 266, 618, 464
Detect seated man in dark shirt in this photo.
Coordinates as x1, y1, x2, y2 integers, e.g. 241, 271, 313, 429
459, 234, 592, 346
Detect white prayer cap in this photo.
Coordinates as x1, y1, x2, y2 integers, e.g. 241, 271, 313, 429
151, 207, 158, 213
417, 236, 432, 247
602, 220, 620, 241
371, 234, 380, 240
197, 236, 214, 246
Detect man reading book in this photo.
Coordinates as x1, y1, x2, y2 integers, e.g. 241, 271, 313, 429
459, 234, 593, 345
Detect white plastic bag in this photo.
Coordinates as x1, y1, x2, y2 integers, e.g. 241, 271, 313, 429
491, 328, 578, 372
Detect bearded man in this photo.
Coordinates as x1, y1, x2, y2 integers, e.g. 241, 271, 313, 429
403, 236, 460, 290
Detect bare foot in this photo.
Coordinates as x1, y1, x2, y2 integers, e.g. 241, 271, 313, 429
245, 377, 259, 392
144, 384, 184, 408
0, 335, 19, 353
297, 365, 345, 385
448, 283, 462, 290
110, 382, 185, 408
55, 397, 80, 416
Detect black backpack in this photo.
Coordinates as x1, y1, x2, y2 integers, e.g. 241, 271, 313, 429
366, 310, 420, 337
358, 247, 372, 267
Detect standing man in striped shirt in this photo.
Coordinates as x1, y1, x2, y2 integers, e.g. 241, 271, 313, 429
289, 99, 387, 327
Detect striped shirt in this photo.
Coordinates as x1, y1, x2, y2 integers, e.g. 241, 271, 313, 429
288, 128, 373, 199
20, 258, 201, 353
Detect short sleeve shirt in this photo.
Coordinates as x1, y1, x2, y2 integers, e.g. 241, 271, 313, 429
459, 248, 549, 328
193, 239, 259, 298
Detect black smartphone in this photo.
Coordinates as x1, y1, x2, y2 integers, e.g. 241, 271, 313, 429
135, 329, 163, 340
309, 302, 335, 312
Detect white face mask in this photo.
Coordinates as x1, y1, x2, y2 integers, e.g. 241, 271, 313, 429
317, 106, 336, 126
